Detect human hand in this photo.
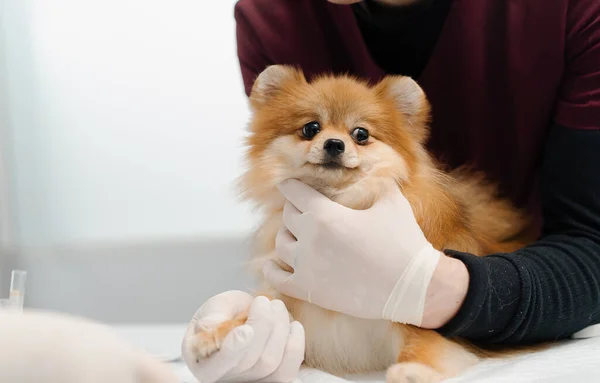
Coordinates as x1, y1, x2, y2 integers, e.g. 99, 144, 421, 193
263, 179, 442, 326
0, 310, 179, 383
181, 290, 305, 383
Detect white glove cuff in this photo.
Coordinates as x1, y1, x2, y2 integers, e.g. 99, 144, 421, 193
382, 243, 441, 325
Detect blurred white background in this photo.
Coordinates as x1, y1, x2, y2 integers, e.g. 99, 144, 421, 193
1, 0, 254, 247
0, 0, 259, 322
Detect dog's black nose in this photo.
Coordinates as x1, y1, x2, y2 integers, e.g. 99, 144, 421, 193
324, 139, 345, 157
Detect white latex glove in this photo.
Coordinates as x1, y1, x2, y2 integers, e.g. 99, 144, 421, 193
263, 179, 442, 326
0, 310, 179, 383
181, 290, 305, 383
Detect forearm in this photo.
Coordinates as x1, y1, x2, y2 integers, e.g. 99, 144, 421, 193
436, 235, 600, 343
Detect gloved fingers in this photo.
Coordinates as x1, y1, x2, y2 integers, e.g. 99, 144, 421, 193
183, 324, 255, 383
262, 260, 307, 301
227, 300, 291, 382
277, 179, 340, 214
282, 200, 303, 237
275, 227, 298, 268
228, 296, 274, 375
258, 321, 306, 383
193, 290, 254, 331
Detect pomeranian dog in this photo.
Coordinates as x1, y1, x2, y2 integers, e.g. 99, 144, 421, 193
191, 65, 536, 382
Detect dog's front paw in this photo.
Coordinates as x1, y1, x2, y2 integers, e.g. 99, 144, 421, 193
190, 315, 249, 361
191, 327, 222, 359
386, 362, 444, 383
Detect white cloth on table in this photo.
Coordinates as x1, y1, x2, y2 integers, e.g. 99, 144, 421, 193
113, 325, 600, 383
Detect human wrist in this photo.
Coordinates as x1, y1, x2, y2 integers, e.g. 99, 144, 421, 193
420, 253, 469, 329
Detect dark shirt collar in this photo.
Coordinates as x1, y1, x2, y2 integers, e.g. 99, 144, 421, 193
352, 0, 436, 31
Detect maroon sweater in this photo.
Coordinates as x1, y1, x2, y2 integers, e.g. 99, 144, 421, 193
234, 0, 600, 344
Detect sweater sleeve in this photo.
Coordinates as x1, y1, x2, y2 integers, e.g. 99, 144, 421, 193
437, 124, 600, 344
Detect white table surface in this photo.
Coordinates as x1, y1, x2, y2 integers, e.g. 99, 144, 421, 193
112, 324, 600, 383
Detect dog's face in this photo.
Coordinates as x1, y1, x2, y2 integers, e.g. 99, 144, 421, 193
240, 65, 431, 209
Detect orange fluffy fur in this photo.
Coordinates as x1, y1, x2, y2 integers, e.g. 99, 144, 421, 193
189, 66, 537, 382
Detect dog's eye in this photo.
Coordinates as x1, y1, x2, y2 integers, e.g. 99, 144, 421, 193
302, 121, 321, 140
351, 127, 369, 144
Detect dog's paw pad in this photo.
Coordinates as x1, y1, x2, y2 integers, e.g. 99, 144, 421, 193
190, 329, 223, 361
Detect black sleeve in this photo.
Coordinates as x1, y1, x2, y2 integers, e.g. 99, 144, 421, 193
437, 124, 600, 344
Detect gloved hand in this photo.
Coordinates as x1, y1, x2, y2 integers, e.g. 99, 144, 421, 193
0, 310, 179, 383
181, 291, 305, 383
263, 179, 442, 326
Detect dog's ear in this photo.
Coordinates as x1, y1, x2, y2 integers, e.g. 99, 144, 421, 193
249, 65, 306, 108
374, 76, 431, 144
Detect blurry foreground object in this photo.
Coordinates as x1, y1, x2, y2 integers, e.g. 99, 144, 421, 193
0, 310, 179, 383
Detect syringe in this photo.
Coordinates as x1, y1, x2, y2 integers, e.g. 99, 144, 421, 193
8, 270, 26, 312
